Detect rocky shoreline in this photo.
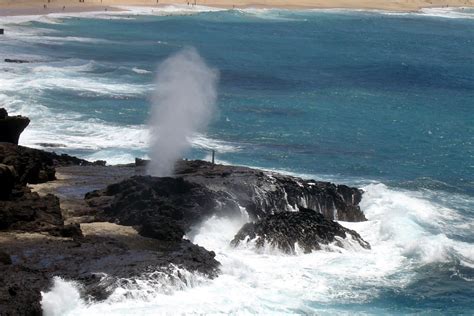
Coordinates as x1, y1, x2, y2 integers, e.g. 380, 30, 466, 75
0, 108, 370, 315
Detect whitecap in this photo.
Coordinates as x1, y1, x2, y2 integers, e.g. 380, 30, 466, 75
131, 67, 151, 74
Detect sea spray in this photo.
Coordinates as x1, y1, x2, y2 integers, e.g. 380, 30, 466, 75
148, 48, 218, 176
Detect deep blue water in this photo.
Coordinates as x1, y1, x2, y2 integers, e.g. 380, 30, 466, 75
1, 7, 473, 315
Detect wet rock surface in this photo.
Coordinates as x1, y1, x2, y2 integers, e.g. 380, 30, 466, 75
231, 207, 371, 253
0, 230, 219, 315
175, 160, 366, 222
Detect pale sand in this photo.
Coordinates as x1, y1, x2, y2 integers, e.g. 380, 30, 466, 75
0, 0, 473, 16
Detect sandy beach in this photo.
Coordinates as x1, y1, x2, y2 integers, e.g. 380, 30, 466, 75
0, 0, 473, 16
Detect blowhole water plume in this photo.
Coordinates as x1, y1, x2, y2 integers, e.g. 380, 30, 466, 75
148, 48, 218, 176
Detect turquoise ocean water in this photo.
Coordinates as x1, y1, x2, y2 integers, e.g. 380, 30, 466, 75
1, 7, 473, 314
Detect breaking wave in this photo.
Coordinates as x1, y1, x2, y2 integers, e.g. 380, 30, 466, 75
40, 180, 474, 315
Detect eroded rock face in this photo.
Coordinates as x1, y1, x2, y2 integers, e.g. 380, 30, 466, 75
85, 176, 241, 241
231, 207, 371, 253
175, 160, 366, 222
0, 108, 30, 144
86, 160, 367, 248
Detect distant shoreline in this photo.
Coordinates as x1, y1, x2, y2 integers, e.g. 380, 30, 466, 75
0, 0, 473, 17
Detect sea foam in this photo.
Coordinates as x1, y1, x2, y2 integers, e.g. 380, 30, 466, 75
40, 181, 474, 315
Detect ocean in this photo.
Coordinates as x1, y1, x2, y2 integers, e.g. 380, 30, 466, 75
1, 6, 473, 315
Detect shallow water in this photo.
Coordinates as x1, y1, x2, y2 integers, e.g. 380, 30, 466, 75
1, 6, 473, 314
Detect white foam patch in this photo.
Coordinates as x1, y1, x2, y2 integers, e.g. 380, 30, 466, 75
190, 133, 241, 153
131, 67, 151, 74
41, 277, 84, 316
113, 5, 225, 16
382, 7, 474, 19
358, 183, 474, 267
236, 8, 305, 21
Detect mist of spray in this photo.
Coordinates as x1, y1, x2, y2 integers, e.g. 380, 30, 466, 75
148, 48, 218, 176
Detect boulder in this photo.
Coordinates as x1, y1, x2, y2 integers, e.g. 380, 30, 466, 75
0, 108, 30, 144
231, 207, 370, 254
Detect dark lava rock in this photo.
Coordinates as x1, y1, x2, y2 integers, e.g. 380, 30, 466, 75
0, 188, 63, 232
175, 160, 366, 222
0, 163, 16, 200
0, 232, 219, 315
139, 219, 185, 242
0, 107, 30, 144
231, 207, 370, 254
0, 143, 56, 185
0, 265, 46, 316
0, 142, 104, 186
86, 175, 241, 240
86, 160, 367, 247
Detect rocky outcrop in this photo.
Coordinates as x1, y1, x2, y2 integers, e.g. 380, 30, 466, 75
0, 231, 219, 315
175, 160, 366, 222
0, 188, 63, 232
231, 207, 370, 253
0, 173, 220, 315
0, 108, 30, 144
0, 142, 105, 186
0, 153, 222, 314
85, 176, 241, 242
0, 115, 370, 314
85, 160, 367, 254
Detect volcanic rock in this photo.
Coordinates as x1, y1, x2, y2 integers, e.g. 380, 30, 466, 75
174, 160, 366, 222
231, 207, 370, 253
0, 108, 30, 144
0, 142, 105, 186
85, 175, 241, 240
0, 188, 63, 232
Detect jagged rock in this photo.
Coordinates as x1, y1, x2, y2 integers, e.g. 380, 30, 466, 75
0, 231, 219, 314
0, 164, 16, 200
0, 265, 46, 316
231, 207, 370, 253
86, 160, 367, 248
0, 108, 30, 144
0, 143, 56, 185
0, 143, 105, 186
86, 176, 241, 240
174, 160, 366, 222
0, 189, 63, 232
